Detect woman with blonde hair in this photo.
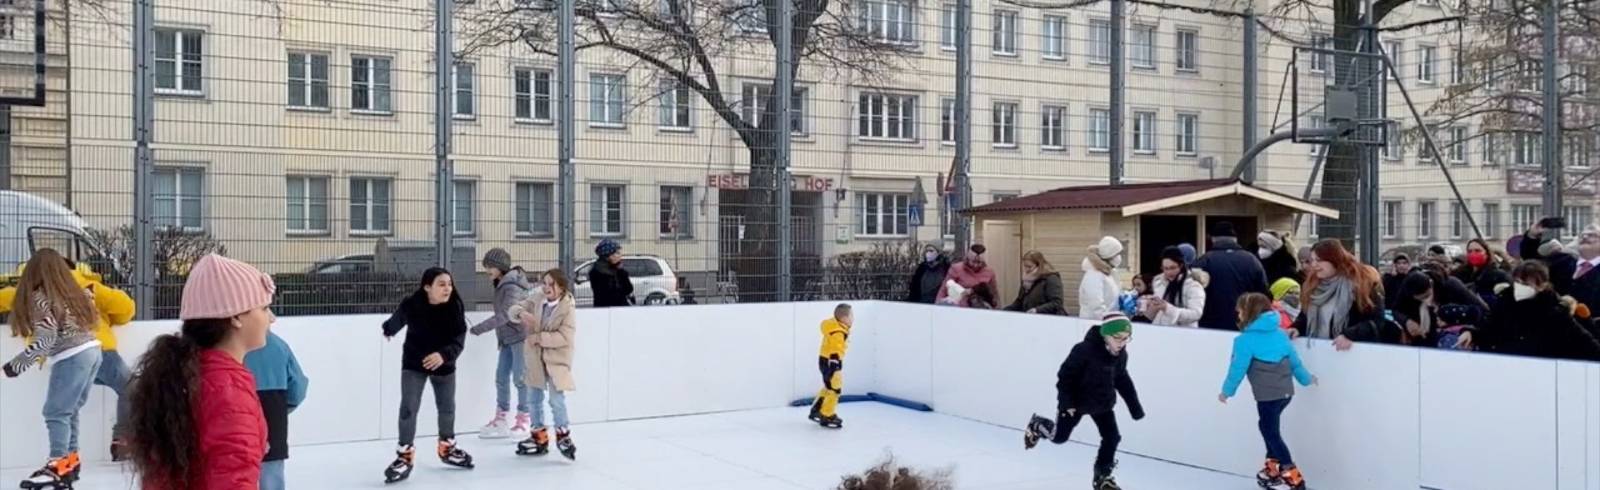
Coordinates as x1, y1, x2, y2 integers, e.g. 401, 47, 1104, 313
1006, 251, 1066, 315
4, 248, 102, 488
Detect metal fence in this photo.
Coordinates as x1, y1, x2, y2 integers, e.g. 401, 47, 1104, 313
0, 0, 1595, 318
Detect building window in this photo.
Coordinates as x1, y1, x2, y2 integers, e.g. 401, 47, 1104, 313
515, 182, 554, 238
1132, 110, 1156, 153
860, 0, 915, 44
287, 52, 330, 109
1451, 51, 1466, 85
1306, 114, 1325, 155
740, 84, 808, 135
991, 10, 1017, 55
1310, 33, 1331, 73
1418, 201, 1436, 239
1418, 45, 1436, 84
155, 29, 204, 94
940, 97, 956, 144
1512, 204, 1539, 235
1130, 24, 1156, 69
1089, 19, 1111, 64
590, 73, 627, 127
1176, 113, 1198, 155
515, 68, 554, 123
991, 102, 1017, 146
1042, 16, 1066, 60
1041, 104, 1065, 150
452, 180, 476, 236
453, 62, 476, 118
659, 79, 693, 130
1419, 125, 1438, 161
1572, 64, 1591, 97
857, 93, 916, 140
285, 176, 329, 234
1482, 203, 1500, 238
1384, 201, 1402, 238
1089, 108, 1110, 151
1383, 122, 1403, 161
857, 193, 910, 237
1481, 132, 1501, 165
590, 184, 626, 237
1175, 29, 1198, 71
940, 4, 956, 50
1448, 126, 1468, 164
1450, 201, 1467, 239
350, 178, 392, 234
659, 186, 693, 238
1386, 41, 1403, 80
0, 14, 13, 40
154, 167, 204, 230
352, 55, 393, 113
1565, 206, 1593, 233
1514, 131, 1539, 166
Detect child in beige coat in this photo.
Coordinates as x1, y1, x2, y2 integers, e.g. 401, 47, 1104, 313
509, 269, 579, 460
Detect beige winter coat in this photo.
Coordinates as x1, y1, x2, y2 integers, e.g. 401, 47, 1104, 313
510, 295, 577, 392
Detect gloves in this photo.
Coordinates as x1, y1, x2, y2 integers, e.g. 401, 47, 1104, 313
1130, 405, 1146, 421
2, 363, 19, 378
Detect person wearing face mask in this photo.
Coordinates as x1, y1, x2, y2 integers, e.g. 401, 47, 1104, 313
1006, 251, 1067, 315
906, 244, 952, 304
935, 244, 1000, 308
1193, 222, 1271, 330
1146, 246, 1208, 327
1469, 262, 1600, 361
1392, 267, 1485, 347
1257, 231, 1300, 287
1269, 278, 1302, 334
1079, 236, 1125, 320
1452, 238, 1512, 308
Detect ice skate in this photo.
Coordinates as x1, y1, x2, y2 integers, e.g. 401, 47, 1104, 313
817, 414, 844, 429
807, 400, 824, 423
109, 439, 129, 463
515, 427, 550, 456
1091, 460, 1120, 490
1269, 466, 1306, 490
1256, 458, 1283, 487
1023, 414, 1055, 450
437, 439, 475, 469
382, 445, 414, 484
509, 412, 532, 441
19, 453, 79, 490
478, 411, 511, 439
555, 429, 577, 460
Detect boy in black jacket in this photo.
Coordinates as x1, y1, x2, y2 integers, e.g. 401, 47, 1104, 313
1024, 312, 1145, 490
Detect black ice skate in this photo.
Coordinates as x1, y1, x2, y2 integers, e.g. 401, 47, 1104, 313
437, 439, 475, 469
109, 439, 129, 463
21, 453, 79, 490
817, 415, 844, 429
1092, 460, 1121, 490
555, 429, 577, 460
1256, 458, 1283, 488
807, 400, 824, 423
383, 445, 414, 484
1023, 414, 1055, 450
515, 428, 551, 456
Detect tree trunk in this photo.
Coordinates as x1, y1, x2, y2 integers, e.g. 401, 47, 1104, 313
1317, 0, 1368, 250
738, 138, 781, 302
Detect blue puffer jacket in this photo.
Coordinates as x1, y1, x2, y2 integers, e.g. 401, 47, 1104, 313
1221, 312, 1313, 399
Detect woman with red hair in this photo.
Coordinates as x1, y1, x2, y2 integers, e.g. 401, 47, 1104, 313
1293, 240, 1392, 350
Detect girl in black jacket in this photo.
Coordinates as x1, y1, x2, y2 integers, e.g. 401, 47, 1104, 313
1023, 314, 1144, 490
1469, 262, 1600, 362
380, 267, 474, 483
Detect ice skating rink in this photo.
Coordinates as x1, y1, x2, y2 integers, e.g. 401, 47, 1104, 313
27, 404, 1252, 490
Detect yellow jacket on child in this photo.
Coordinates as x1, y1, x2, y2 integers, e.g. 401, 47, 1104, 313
819, 318, 850, 360
0, 264, 135, 351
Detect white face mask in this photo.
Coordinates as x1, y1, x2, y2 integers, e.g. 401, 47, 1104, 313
925, 251, 938, 262
1513, 283, 1538, 302
1258, 248, 1273, 260
1110, 255, 1123, 268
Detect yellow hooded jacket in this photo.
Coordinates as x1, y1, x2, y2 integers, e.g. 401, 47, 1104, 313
0, 264, 135, 351
818, 318, 850, 360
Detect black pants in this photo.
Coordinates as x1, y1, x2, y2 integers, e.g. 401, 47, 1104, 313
398, 371, 457, 447
1050, 410, 1121, 474
1257, 397, 1294, 467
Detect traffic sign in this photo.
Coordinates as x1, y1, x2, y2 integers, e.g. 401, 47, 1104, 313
909, 203, 924, 227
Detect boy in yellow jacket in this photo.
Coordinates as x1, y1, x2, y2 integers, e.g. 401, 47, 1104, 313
809, 304, 852, 429
0, 260, 137, 459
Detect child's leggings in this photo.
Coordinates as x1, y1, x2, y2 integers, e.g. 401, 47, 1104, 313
1257, 397, 1295, 467
815, 357, 843, 417
1049, 410, 1121, 475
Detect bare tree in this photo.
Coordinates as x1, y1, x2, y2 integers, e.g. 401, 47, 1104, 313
459, 0, 911, 300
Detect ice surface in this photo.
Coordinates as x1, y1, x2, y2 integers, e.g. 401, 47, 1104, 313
27, 404, 1254, 489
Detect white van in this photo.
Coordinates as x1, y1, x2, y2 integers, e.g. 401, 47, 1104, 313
0, 191, 114, 277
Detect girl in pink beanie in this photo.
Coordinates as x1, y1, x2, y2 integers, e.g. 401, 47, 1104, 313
126, 254, 276, 490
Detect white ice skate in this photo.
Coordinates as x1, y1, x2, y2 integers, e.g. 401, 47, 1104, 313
479, 411, 511, 439
509, 413, 532, 440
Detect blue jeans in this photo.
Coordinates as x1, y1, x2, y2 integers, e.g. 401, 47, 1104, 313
529, 379, 569, 429
1257, 397, 1295, 467
93, 350, 132, 437
495, 344, 532, 414
44, 348, 101, 457
260, 459, 285, 490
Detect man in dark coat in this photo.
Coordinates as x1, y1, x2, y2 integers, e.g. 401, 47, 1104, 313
1570, 226, 1600, 313
1382, 254, 1413, 308
1192, 221, 1270, 330
906, 244, 952, 304
589, 239, 634, 308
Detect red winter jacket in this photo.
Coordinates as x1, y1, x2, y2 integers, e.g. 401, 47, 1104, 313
145, 349, 267, 490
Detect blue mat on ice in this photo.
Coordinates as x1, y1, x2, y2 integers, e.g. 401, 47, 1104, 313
788, 392, 933, 412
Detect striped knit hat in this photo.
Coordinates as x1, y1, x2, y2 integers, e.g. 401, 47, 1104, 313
1099, 312, 1133, 338
179, 254, 276, 320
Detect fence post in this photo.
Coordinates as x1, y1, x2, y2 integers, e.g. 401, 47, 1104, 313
1541, 0, 1563, 222
131, 0, 155, 320
775, 0, 794, 302
1241, 10, 1257, 182
434, 0, 454, 268
953, 0, 972, 252
557, 0, 576, 277
1109, 0, 1125, 185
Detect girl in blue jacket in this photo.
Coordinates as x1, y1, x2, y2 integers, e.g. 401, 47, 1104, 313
1219, 293, 1315, 490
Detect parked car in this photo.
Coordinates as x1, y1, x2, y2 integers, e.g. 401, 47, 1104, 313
573, 255, 681, 307
307, 254, 376, 274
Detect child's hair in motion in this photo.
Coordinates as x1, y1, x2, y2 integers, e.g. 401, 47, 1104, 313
834, 303, 852, 320
836, 454, 954, 490
1236, 292, 1274, 329
125, 319, 239, 490
10, 248, 98, 338
543, 268, 571, 296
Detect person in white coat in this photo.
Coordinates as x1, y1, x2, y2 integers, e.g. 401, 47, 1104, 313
1079, 236, 1124, 320
1147, 246, 1209, 327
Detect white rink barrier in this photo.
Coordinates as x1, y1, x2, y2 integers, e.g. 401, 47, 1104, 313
1, 301, 1596, 490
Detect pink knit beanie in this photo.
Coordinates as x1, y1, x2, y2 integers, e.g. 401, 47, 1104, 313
179, 254, 276, 320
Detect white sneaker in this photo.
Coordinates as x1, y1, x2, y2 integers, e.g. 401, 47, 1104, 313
509, 413, 532, 440
479, 411, 510, 439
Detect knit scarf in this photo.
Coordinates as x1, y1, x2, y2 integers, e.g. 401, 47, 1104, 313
1021, 269, 1041, 291
1307, 275, 1353, 339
